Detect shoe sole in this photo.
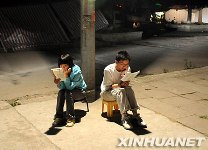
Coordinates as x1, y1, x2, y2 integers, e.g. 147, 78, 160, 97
65, 124, 74, 127
65, 125, 74, 127
124, 127, 133, 130
65, 121, 75, 127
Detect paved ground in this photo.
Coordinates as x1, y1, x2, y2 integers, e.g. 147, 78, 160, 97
132, 66, 208, 136
0, 34, 208, 149
0, 66, 207, 150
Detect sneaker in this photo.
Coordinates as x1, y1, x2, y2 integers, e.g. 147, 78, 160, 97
121, 117, 133, 130
52, 118, 65, 126
65, 119, 75, 127
134, 114, 147, 128
138, 120, 147, 128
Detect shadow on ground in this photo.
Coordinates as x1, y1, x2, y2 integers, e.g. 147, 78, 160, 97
101, 110, 151, 135
44, 109, 87, 135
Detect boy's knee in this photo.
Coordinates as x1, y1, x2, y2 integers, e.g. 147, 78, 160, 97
118, 88, 126, 95
58, 89, 65, 95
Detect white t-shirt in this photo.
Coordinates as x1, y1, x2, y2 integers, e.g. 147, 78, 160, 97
100, 63, 131, 92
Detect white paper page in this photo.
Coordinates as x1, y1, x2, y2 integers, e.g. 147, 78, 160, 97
51, 68, 66, 81
121, 70, 140, 81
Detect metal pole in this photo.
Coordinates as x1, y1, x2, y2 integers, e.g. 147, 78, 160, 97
187, 5, 192, 24
80, 0, 95, 91
198, 8, 202, 25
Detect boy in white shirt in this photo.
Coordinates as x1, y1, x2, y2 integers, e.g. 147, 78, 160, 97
100, 51, 147, 130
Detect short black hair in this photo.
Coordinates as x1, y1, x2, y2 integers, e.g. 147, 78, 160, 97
58, 53, 74, 68
115, 50, 131, 62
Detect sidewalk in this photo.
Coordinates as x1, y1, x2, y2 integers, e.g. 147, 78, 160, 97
133, 66, 208, 136
0, 67, 208, 150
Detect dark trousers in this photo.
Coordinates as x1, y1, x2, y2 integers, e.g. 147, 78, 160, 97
55, 89, 85, 120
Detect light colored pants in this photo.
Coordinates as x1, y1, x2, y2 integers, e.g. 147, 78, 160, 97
100, 86, 140, 114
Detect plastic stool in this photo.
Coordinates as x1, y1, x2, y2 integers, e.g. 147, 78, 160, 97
102, 99, 119, 117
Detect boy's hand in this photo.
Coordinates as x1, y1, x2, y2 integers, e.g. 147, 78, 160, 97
112, 81, 129, 89
64, 68, 71, 78
54, 78, 61, 84
120, 81, 130, 87
112, 84, 119, 89
52, 72, 60, 84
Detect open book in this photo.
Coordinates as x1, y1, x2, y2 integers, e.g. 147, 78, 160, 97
51, 68, 66, 81
121, 70, 140, 81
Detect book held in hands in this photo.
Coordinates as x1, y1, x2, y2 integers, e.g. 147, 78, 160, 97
121, 70, 140, 81
51, 68, 66, 81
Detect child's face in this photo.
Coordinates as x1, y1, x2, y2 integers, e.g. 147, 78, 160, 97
115, 60, 129, 72
60, 64, 69, 71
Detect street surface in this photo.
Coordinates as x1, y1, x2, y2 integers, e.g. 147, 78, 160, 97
0, 35, 208, 100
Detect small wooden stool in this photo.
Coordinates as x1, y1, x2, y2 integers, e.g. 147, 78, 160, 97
102, 99, 119, 117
